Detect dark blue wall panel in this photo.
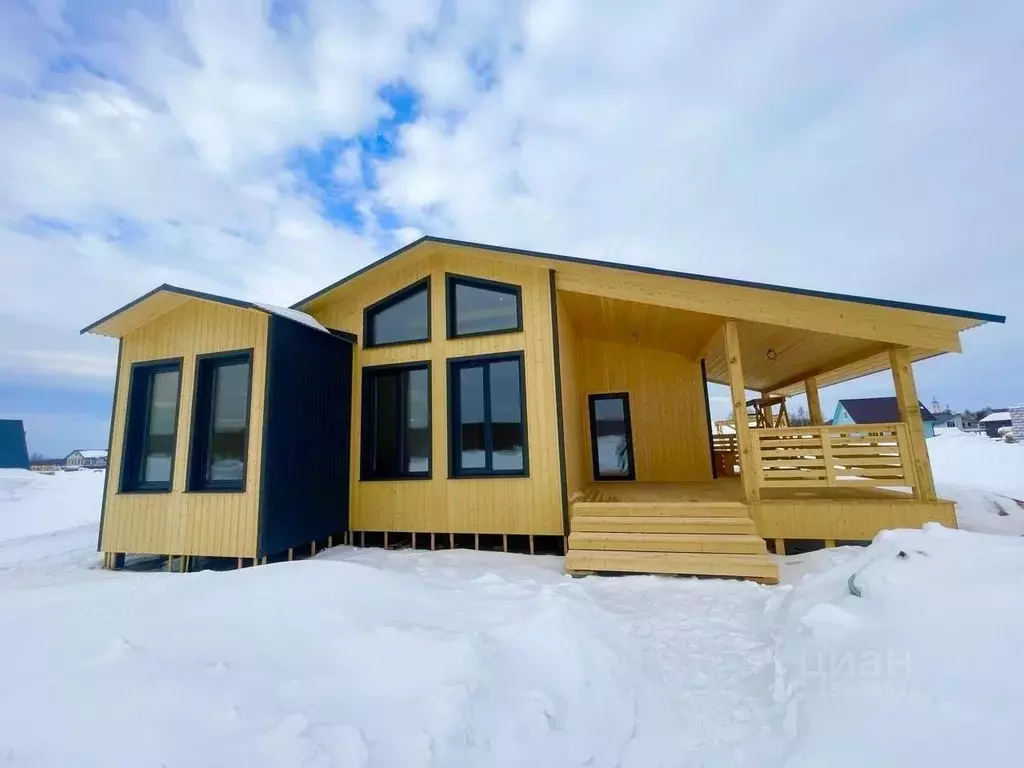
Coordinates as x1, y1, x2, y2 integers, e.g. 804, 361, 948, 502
0, 420, 30, 469
257, 317, 353, 557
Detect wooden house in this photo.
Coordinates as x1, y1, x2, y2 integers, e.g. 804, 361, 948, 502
65, 449, 109, 469
832, 397, 938, 438
82, 237, 1005, 581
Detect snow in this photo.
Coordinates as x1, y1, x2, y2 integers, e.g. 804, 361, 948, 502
255, 302, 331, 334
0, 469, 103, 542
926, 431, 1024, 535
979, 411, 1011, 423
774, 525, 1024, 767
2, 434, 1024, 766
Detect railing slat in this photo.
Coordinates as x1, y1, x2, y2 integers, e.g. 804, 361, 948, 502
754, 422, 913, 491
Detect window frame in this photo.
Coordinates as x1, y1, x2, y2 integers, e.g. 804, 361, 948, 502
362, 276, 431, 349
447, 351, 529, 479
118, 356, 184, 494
587, 392, 637, 482
360, 360, 433, 481
445, 273, 523, 340
186, 348, 255, 494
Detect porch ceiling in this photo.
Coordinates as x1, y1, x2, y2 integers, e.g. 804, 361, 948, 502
559, 289, 941, 394
559, 290, 722, 358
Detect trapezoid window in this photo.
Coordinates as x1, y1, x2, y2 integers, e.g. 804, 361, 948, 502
446, 274, 522, 338
363, 278, 430, 347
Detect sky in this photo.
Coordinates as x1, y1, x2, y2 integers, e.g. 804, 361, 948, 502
0, 0, 1020, 456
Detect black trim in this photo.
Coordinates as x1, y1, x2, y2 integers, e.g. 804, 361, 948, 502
291, 236, 1006, 325
701, 359, 717, 480
362, 276, 431, 348
359, 360, 433, 481
96, 339, 123, 550
118, 356, 184, 494
587, 392, 636, 481
327, 328, 358, 344
186, 348, 254, 493
548, 271, 570, 535
445, 272, 524, 339
447, 350, 529, 478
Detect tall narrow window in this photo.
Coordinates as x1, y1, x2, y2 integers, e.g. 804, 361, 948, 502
448, 353, 527, 477
189, 351, 252, 491
588, 393, 635, 481
361, 363, 431, 479
364, 278, 430, 347
120, 359, 182, 492
446, 274, 522, 338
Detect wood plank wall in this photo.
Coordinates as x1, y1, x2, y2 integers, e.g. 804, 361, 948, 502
101, 301, 268, 558
555, 292, 587, 499
311, 247, 564, 535
575, 338, 714, 483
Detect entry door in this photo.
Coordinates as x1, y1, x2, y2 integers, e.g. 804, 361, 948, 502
588, 393, 636, 481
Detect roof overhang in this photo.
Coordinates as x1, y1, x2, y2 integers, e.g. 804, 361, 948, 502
294, 236, 1006, 330
81, 284, 347, 341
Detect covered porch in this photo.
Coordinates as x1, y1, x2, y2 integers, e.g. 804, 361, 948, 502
556, 286, 961, 580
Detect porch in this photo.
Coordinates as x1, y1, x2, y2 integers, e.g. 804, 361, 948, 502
557, 287, 958, 582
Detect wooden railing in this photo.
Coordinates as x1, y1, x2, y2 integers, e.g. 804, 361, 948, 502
752, 423, 916, 489
712, 434, 739, 477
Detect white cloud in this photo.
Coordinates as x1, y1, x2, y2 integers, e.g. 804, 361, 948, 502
0, 0, 1019, 415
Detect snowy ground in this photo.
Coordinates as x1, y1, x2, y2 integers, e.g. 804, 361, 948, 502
0, 431, 1022, 767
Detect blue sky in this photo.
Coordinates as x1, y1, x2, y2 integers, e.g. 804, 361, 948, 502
0, 1, 1020, 456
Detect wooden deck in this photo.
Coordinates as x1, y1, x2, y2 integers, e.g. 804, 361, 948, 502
565, 480, 956, 581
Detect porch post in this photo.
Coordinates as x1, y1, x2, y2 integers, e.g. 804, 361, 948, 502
724, 321, 760, 502
889, 346, 937, 501
804, 377, 823, 425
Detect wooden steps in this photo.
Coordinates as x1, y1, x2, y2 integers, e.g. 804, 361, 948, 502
566, 501, 779, 583
571, 501, 748, 518
571, 516, 757, 535
568, 531, 767, 555
565, 550, 780, 581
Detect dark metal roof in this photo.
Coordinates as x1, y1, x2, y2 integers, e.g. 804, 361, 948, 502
838, 397, 936, 424
292, 235, 1007, 324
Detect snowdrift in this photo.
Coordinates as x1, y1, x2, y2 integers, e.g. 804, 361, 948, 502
775, 525, 1024, 767
0, 556, 677, 767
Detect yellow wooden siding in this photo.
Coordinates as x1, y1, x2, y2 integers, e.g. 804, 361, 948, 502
748, 499, 957, 540
310, 246, 564, 535
555, 292, 587, 499
101, 300, 268, 558
575, 338, 713, 483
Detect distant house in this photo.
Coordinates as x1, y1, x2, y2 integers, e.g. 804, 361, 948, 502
65, 449, 108, 469
832, 397, 937, 438
980, 411, 1013, 438
929, 411, 979, 431
0, 420, 30, 470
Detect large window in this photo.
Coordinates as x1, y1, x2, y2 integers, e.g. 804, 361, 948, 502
448, 353, 527, 477
361, 363, 431, 479
120, 358, 182, 492
364, 278, 430, 347
188, 351, 252, 491
446, 274, 522, 338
